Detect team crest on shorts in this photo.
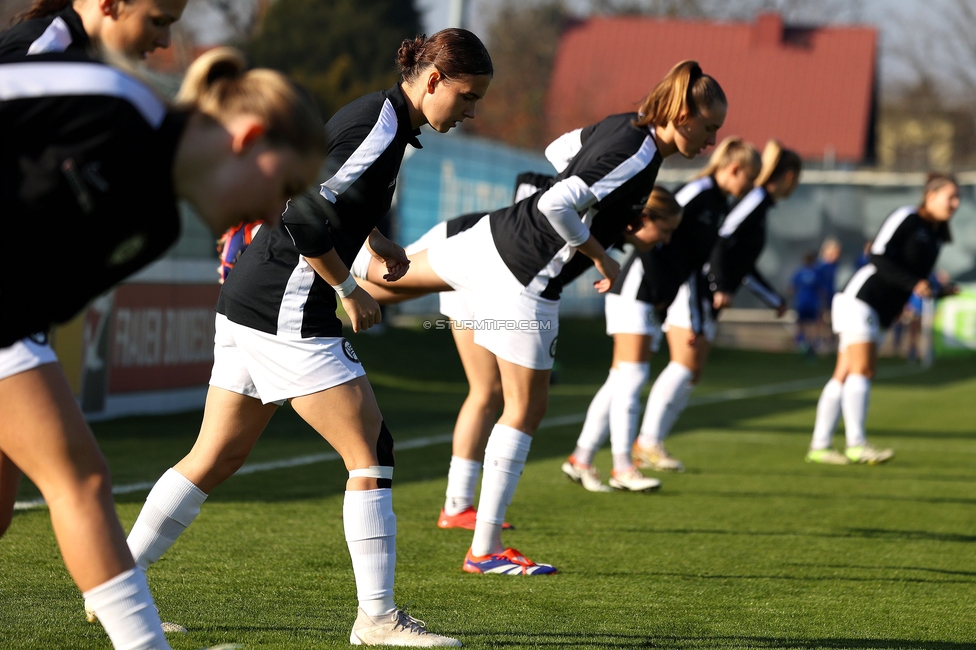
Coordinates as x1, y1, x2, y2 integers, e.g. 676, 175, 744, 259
342, 338, 361, 364
549, 337, 558, 358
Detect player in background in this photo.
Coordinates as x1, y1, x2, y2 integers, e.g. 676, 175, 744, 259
0, 0, 184, 59
123, 30, 492, 647
792, 252, 822, 356
806, 173, 959, 465
815, 237, 842, 353
0, 46, 325, 650
0, 0, 186, 557
564, 136, 760, 491
357, 60, 727, 575
633, 140, 800, 472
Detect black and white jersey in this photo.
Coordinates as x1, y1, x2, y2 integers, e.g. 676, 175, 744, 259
705, 186, 784, 309
489, 113, 662, 300
217, 84, 422, 338
0, 5, 92, 58
843, 206, 950, 328
0, 51, 187, 348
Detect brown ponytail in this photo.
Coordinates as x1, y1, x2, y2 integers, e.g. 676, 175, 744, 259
13, 0, 71, 24
397, 28, 493, 83
755, 139, 801, 187
634, 60, 726, 129
642, 185, 681, 222
177, 47, 327, 158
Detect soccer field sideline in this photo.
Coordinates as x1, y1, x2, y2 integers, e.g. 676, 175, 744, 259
12, 364, 924, 512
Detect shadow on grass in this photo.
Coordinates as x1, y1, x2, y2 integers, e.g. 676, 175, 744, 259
442, 631, 976, 649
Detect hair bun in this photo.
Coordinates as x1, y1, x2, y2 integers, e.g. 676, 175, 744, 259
397, 35, 426, 72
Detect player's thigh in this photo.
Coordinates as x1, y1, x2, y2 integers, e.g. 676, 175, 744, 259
495, 358, 550, 434
612, 333, 653, 365
452, 326, 502, 399
289, 375, 384, 467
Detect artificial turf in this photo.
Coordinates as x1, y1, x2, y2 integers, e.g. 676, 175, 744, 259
2, 319, 975, 649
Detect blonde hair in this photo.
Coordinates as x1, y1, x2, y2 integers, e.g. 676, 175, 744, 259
695, 136, 760, 179
641, 185, 681, 222
634, 60, 726, 129
177, 48, 327, 158
755, 139, 802, 187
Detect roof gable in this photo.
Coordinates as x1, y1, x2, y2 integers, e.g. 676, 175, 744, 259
545, 14, 877, 163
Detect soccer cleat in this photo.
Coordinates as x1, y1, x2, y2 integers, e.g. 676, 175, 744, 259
561, 457, 612, 492
350, 607, 461, 647
462, 547, 557, 576
632, 442, 685, 472
608, 467, 661, 493
437, 507, 512, 530
805, 448, 850, 465
845, 444, 894, 465
85, 602, 97, 624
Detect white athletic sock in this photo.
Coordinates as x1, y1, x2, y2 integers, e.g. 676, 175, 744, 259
810, 378, 843, 450
571, 445, 596, 466
609, 362, 650, 466
573, 369, 616, 457
83, 568, 170, 650
444, 456, 481, 516
127, 469, 207, 570
344, 488, 396, 618
637, 362, 694, 447
842, 374, 871, 448
471, 424, 531, 557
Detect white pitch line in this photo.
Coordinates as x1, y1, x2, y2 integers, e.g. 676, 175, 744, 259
12, 366, 924, 512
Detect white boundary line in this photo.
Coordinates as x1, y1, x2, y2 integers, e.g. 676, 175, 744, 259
12, 366, 923, 512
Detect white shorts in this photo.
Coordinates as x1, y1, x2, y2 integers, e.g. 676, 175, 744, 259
427, 217, 560, 370
831, 293, 884, 350
0, 335, 58, 382
663, 280, 717, 343
604, 293, 662, 351
210, 314, 366, 404
402, 221, 478, 322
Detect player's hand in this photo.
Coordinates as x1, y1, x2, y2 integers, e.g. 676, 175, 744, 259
367, 230, 410, 281
341, 286, 383, 333
913, 279, 932, 298
593, 253, 620, 293
713, 291, 733, 310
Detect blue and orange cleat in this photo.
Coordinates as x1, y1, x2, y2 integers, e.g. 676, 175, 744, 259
462, 547, 557, 575
437, 507, 512, 530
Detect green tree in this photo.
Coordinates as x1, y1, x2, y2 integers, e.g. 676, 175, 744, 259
247, 0, 421, 120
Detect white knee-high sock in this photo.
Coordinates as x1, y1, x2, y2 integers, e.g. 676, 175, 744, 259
572, 369, 616, 465
810, 378, 843, 450
471, 425, 532, 557
83, 568, 170, 650
609, 362, 650, 471
637, 362, 694, 447
842, 374, 871, 448
127, 469, 207, 570
444, 456, 481, 515
344, 488, 396, 617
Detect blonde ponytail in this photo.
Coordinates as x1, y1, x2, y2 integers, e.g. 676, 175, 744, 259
634, 60, 726, 129
695, 136, 760, 179
755, 139, 801, 187
177, 47, 327, 158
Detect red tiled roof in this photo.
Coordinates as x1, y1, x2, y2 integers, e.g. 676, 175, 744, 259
545, 13, 877, 163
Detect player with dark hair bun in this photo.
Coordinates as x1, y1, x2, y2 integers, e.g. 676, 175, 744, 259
125, 29, 491, 647
806, 173, 958, 465
0, 42, 325, 649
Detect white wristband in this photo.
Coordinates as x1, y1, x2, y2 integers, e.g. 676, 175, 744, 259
332, 272, 358, 298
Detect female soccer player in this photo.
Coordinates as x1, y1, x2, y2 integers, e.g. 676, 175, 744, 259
0, 46, 326, 650
632, 139, 800, 472
1, 0, 184, 59
0, 0, 185, 546
359, 59, 727, 574
806, 173, 959, 465
564, 136, 760, 491
124, 29, 492, 647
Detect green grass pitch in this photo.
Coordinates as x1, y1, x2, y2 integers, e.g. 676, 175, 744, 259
2, 319, 975, 649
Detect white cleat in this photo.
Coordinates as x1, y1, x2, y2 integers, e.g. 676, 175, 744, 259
85, 601, 97, 624
350, 607, 461, 646
845, 443, 894, 465
632, 442, 685, 472
561, 457, 613, 492
609, 467, 661, 493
